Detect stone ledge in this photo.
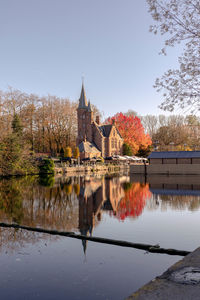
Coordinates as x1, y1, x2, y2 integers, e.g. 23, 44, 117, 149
55, 164, 128, 174
126, 247, 200, 300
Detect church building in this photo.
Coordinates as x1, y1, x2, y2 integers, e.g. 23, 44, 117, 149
77, 84, 123, 159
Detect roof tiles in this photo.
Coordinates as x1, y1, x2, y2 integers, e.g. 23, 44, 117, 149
148, 151, 200, 159
78, 141, 101, 154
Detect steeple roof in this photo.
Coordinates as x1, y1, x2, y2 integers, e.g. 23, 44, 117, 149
88, 100, 92, 112
78, 83, 88, 108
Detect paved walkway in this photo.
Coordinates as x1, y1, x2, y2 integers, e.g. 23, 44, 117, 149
127, 247, 200, 300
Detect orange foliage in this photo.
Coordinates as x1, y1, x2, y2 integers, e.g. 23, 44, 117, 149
113, 183, 152, 221
107, 112, 152, 154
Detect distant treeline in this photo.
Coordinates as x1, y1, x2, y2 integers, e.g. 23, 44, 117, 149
0, 87, 100, 155
0, 87, 77, 154
0, 87, 199, 157
140, 114, 200, 151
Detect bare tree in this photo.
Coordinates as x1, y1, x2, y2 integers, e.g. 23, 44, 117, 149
0, 88, 79, 154
141, 115, 158, 137
147, 0, 200, 113
124, 109, 138, 117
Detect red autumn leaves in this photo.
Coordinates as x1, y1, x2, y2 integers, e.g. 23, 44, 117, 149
110, 183, 152, 221
107, 112, 152, 154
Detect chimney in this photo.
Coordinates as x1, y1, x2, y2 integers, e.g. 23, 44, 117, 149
96, 115, 100, 125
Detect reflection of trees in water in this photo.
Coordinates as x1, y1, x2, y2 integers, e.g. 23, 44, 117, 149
0, 178, 26, 224
0, 176, 80, 231
0, 227, 56, 254
111, 183, 152, 220
0, 176, 153, 228
149, 194, 200, 211
145, 194, 160, 211
0, 176, 81, 253
39, 175, 55, 187
1, 175, 200, 255
0, 176, 77, 253
23, 178, 80, 231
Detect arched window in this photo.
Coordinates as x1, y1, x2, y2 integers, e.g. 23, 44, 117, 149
115, 139, 117, 148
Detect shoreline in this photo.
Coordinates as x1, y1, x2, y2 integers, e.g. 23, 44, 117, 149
54, 163, 129, 175
0, 163, 130, 178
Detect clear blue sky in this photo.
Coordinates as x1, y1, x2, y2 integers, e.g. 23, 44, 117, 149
0, 0, 180, 118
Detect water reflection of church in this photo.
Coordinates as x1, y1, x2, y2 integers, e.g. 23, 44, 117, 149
79, 177, 127, 228
78, 176, 126, 252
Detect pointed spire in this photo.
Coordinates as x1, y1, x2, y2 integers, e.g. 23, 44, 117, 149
87, 100, 92, 112
78, 83, 88, 108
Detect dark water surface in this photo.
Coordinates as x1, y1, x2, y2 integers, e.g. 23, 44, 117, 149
0, 174, 200, 299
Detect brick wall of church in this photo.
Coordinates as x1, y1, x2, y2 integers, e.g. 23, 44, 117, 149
85, 110, 93, 142
77, 109, 93, 145
91, 124, 103, 154
77, 109, 85, 144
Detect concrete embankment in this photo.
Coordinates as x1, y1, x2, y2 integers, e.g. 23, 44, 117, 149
127, 247, 200, 300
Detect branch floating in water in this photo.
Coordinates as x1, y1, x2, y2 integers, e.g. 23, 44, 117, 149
0, 222, 190, 257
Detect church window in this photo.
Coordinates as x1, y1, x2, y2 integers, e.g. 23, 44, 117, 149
115, 139, 117, 148
113, 130, 115, 137
83, 123, 85, 128
82, 114, 85, 119
111, 139, 114, 148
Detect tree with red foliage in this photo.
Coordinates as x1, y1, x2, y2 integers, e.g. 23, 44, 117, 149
107, 112, 152, 154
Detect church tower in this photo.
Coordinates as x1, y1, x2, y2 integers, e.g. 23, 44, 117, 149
77, 83, 93, 145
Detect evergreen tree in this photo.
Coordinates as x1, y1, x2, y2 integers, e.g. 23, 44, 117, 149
12, 114, 23, 135
39, 159, 55, 175
136, 146, 152, 158
123, 143, 133, 156
60, 147, 64, 158
0, 114, 37, 176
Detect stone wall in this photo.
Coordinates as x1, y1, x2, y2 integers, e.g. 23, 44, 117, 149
55, 164, 128, 175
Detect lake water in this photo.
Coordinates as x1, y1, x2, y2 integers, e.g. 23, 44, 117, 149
0, 173, 200, 299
